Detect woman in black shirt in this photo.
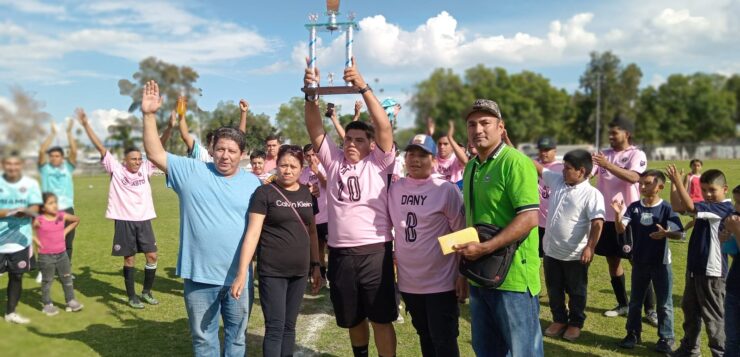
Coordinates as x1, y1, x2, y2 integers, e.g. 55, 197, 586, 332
232, 145, 322, 357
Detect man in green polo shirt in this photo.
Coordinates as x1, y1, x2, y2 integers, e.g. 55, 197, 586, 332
453, 99, 543, 356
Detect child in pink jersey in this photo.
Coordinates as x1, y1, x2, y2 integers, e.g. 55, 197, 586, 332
79, 110, 161, 309
300, 144, 329, 280
34, 193, 83, 316
389, 134, 467, 357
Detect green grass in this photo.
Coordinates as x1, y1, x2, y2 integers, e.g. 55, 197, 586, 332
0, 159, 737, 356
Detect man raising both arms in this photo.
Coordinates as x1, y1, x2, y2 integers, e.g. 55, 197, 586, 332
38, 119, 78, 265
304, 57, 398, 357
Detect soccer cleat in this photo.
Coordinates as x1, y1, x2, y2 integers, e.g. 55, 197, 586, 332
65, 299, 84, 312
5, 312, 31, 324
655, 338, 675, 354
604, 305, 628, 317
669, 343, 701, 357
42, 304, 60, 316
128, 298, 145, 309
140, 292, 159, 305
618, 331, 641, 349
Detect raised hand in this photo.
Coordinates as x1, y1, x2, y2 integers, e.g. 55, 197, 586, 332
239, 99, 249, 113
304, 57, 321, 88
50, 122, 57, 135
66, 117, 74, 133
141, 80, 163, 115
342, 56, 367, 90
354, 100, 363, 115
75, 108, 88, 126
649, 224, 669, 240
426, 117, 435, 136
611, 199, 624, 214
448, 120, 455, 137
665, 164, 681, 183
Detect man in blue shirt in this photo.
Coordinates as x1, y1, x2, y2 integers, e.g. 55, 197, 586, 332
38, 118, 77, 262
140, 80, 260, 357
1, 152, 42, 324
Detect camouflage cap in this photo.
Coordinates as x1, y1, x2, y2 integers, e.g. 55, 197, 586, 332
463, 99, 502, 120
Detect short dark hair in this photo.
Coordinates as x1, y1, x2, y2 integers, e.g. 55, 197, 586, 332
277, 145, 304, 167
250, 150, 266, 161
641, 169, 666, 184
700, 169, 727, 186
435, 132, 449, 142
344, 121, 375, 140
733, 185, 740, 195
303, 144, 314, 153
123, 147, 140, 156
47, 146, 64, 156
265, 134, 281, 144
205, 131, 215, 146
41, 192, 57, 214
562, 149, 593, 174
212, 127, 246, 152
689, 159, 703, 167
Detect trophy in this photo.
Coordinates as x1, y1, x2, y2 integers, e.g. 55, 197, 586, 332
302, 0, 359, 96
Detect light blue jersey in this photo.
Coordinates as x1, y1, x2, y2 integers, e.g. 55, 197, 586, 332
166, 154, 260, 285
39, 160, 75, 210
0, 175, 42, 253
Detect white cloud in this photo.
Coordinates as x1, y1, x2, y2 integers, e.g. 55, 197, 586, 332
649, 74, 667, 88
83, 109, 134, 146
0, 0, 65, 15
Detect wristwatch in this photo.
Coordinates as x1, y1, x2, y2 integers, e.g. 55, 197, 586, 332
358, 85, 372, 94
310, 261, 321, 268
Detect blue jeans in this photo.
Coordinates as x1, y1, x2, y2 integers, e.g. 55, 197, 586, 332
725, 290, 740, 356
184, 275, 251, 357
469, 285, 543, 357
626, 263, 673, 339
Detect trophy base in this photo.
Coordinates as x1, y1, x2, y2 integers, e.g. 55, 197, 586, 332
302, 86, 358, 96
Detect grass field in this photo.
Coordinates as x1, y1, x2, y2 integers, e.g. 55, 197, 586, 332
0, 159, 737, 356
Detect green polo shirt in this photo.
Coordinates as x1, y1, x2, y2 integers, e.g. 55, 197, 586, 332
463, 143, 540, 294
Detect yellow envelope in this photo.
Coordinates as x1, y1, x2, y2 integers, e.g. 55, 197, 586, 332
438, 227, 480, 255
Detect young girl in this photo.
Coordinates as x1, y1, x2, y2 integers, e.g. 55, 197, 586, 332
34, 192, 83, 316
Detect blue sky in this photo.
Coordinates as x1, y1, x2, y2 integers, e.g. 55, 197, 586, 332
1, 0, 738, 144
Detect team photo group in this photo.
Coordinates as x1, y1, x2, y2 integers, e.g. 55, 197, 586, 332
2, 56, 740, 357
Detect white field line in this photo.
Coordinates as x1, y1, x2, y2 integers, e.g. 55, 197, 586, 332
294, 294, 334, 357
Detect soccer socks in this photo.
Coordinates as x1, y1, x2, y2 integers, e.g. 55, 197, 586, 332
123, 266, 136, 300
611, 275, 629, 307
644, 281, 656, 313
142, 262, 157, 294
352, 345, 369, 357
6, 273, 23, 314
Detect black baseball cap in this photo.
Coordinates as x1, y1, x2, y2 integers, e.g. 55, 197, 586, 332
537, 137, 556, 150
608, 114, 635, 133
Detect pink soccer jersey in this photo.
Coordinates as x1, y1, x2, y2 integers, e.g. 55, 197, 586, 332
434, 154, 464, 183
594, 146, 647, 222
538, 160, 564, 228
317, 136, 395, 248
102, 151, 157, 221
299, 165, 328, 224
389, 177, 466, 294
263, 158, 277, 174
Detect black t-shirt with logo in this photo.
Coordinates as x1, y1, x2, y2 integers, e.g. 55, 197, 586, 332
248, 183, 317, 277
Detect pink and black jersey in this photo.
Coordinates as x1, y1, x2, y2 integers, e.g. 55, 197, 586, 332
389, 177, 465, 294
537, 160, 564, 228
102, 151, 157, 221
593, 146, 647, 222
434, 154, 464, 184
317, 136, 396, 248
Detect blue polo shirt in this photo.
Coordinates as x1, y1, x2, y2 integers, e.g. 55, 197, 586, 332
166, 154, 260, 286
686, 200, 734, 277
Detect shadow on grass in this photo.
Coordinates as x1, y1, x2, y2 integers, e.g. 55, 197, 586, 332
28, 317, 193, 356
78, 266, 184, 299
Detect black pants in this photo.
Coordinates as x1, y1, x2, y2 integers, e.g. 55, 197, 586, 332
64, 207, 76, 262
544, 256, 589, 328
259, 275, 308, 357
401, 290, 460, 357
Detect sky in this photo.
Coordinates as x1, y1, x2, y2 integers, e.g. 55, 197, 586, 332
1, 0, 738, 146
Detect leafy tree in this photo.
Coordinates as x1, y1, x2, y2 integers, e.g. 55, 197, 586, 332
0, 86, 50, 153
275, 97, 333, 146
107, 115, 142, 152
202, 100, 278, 153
